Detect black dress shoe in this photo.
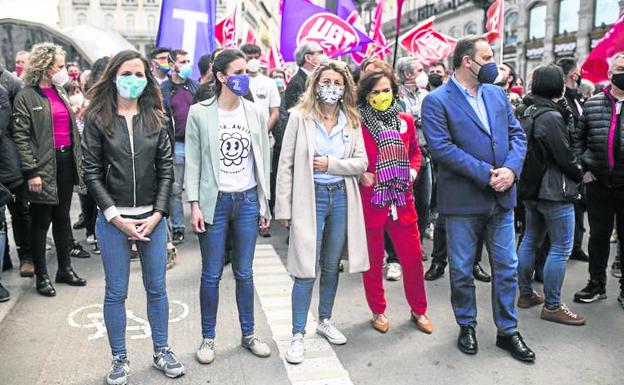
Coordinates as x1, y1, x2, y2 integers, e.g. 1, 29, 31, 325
425, 263, 445, 281
473, 263, 491, 282
36, 274, 56, 297
73, 213, 86, 230
55, 268, 87, 286
457, 326, 478, 355
496, 333, 536, 362
569, 249, 589, 262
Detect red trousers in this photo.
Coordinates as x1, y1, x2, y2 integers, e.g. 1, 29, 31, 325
362, 219, 428, 316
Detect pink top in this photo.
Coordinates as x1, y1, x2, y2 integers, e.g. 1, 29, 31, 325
41, 88, 72, 149
603, 87, 620, 170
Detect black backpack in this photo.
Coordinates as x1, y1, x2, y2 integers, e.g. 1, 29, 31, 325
518, 105, 555, 201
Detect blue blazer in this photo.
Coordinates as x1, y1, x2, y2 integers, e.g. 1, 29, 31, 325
422, 79, 526, 215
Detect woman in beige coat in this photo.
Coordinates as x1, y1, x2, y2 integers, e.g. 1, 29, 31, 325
275, 60, 368, 364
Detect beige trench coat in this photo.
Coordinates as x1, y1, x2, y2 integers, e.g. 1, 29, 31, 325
275, 109, 370, 278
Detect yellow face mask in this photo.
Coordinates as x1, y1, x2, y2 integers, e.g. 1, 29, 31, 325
369, 91, 393, 112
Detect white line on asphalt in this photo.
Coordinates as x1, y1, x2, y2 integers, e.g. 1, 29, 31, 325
254, 244, 354, 385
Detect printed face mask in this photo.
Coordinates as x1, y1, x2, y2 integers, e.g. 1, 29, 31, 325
51, 68, 70, 86
225, 74, 250, 96
369, 91, 393, 112
115, 75, 148, 100
158, 63, 170, 74
316, 83, 344, 105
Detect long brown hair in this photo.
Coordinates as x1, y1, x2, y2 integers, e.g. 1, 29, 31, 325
83, 50, 163, 134
294, 60, 360, 129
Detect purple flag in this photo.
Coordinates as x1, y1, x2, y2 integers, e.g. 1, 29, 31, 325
156, 0, 216, 80
336, 0, 371, 59
280, 0, 372, 62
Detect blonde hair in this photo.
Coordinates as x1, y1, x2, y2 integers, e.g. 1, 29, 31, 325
294, 60, 360, 129
23, 43, 65, 86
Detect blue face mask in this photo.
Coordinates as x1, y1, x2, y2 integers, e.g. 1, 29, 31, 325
178, 63, 193, 80
115, 75, 148, 100
225, 74, 250, 96
473, 61, 499, 84
274, 78, 285, 89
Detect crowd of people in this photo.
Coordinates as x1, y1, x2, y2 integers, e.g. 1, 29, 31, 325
0, 33, 622, 385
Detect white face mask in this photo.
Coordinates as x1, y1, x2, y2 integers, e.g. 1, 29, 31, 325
247, 59, 261, 73
69, 92, 84, 106
415, 71, 429, 89
51, 68, 70, 86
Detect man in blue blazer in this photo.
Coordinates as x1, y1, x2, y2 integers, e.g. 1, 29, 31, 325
422, 36, 534, 362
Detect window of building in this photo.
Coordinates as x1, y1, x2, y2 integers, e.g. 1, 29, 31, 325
594, 0, 620, 28
77, 13, 87, 25
147, 14, 156, 32
144, 0, 157, 4
122, 0, 137, 5
126, 14, 135, 34
464, 22, 477, 35
504, 11, 518, 45
529, 4, 546, 40
104, 13, 115, 30
558, 0, 580, 34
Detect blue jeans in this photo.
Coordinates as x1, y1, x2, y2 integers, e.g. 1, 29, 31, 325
96, 212, 169, 356
292, 181, 347, 335
169, 141, 185, 232
518, 200, 574, 309
198, 188, 259, 339
446, 206, 518, 335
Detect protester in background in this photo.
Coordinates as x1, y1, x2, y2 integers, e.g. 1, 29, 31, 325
12, 43, 87, 297
161, 49, 200, 248
197, 53, 212, 84
360, 58, 392, 78
194, 48, 223, 103
422, 36, 534, 362
82, 50, 184, 384
427, 61, 447, 91
516, 64, 585, 325
270, 68, 287, 95
358, 67, 432, 335
185, 49, 272, 364
67, 62, 81, 82
276, 60, 368, 364
572, 51, 624, 308
150, 47, 171, 85
13, 50, 29, 79
496, 62, 522, 109
579, 79, 596, 102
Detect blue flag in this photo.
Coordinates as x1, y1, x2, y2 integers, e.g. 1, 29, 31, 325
156, 0, 216, 79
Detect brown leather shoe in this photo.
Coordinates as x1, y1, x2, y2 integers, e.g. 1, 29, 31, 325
372, 314, 389, 333
19, 261, 35, 277
540, 304, 586, 325
517, 291, 545, 308
411, 312, 433, 334
166, 247, 177, 270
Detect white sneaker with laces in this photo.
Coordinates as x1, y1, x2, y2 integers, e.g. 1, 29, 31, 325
385, 262, 402, 281
285, 333, 305, 364
316, 319, 347, 345
86, 234, 96, 244
196, 338, 215, 364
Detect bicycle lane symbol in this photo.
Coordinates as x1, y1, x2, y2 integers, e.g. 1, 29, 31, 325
67, 300, 189, 341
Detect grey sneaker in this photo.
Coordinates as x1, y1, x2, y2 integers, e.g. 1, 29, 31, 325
241, 335, 271, 357
106, 355, 129, 385
385, 262, 402, 281
152, 347, 185, 378
196, 338, 215, 364
316, 319, 347, 345
285, 333, 305, 364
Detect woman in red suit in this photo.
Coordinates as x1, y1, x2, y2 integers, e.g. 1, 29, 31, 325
357, 68, 432, 334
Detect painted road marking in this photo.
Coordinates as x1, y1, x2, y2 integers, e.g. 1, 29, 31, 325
254, 244, 354, 385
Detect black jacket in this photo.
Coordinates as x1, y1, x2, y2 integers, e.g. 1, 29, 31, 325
521, 97, 583, 202
160, 78, 200, 149
572, 87, 624, 188
81, 114, 173, 217
0, 84, 23, 190
0, 66, 22, 105
275, 68, 308, 147
564, 87, 583, 127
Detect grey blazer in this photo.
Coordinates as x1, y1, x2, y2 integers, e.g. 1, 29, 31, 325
185, 97, 271, 224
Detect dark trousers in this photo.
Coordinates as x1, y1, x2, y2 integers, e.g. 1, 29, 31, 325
430, 214, 483, 268
79, 192, 98, 237
6, 186, 33, 263
269, 144, 281, 215
30, 151, 76, 277
586, 182, 624, 289
572, 200, 586, 253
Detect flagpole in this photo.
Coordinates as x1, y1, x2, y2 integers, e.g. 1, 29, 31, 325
393, 1, 405, 69
499, 1, 505, 64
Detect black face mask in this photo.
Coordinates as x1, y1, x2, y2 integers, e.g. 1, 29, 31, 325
611, 73, 624, 90
428, 74, 443, 88
575, 75, 582, 87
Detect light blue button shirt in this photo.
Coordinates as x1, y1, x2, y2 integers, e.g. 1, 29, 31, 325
313, 110, 347, 184
450, 74, 491, 135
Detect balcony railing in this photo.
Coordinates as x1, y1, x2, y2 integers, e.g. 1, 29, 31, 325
100, 0, 117, 7
72, 0, 90, 6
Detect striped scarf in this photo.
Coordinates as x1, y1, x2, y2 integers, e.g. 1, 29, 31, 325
359, 101, 410, 207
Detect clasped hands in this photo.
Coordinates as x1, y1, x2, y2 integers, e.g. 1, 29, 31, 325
489, 167, 515, 192
112, 211, 162, 242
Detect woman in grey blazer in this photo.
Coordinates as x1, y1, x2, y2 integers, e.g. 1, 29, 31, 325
185, 49, 272, 364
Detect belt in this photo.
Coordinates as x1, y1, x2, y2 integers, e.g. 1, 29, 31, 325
55, 145, 73, 153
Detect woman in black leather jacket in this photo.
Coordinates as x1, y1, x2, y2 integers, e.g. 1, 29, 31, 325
517, 64, 585, 326
81, 50, 185, 385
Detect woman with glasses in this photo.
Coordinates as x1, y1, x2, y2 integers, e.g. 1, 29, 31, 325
357, 68, 433, 335
276, 59, 368, 364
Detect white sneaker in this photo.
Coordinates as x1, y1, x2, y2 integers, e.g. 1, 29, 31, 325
86, 234, 96, 244
285, 333, 304, 364
385, 262, 402, 281
316, 319, 347, 345
196, 338, 215, 364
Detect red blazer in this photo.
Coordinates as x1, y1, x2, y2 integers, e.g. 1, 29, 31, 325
359, 112, 422, 228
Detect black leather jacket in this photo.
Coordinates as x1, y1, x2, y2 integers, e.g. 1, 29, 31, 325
81, 114, 173, 216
